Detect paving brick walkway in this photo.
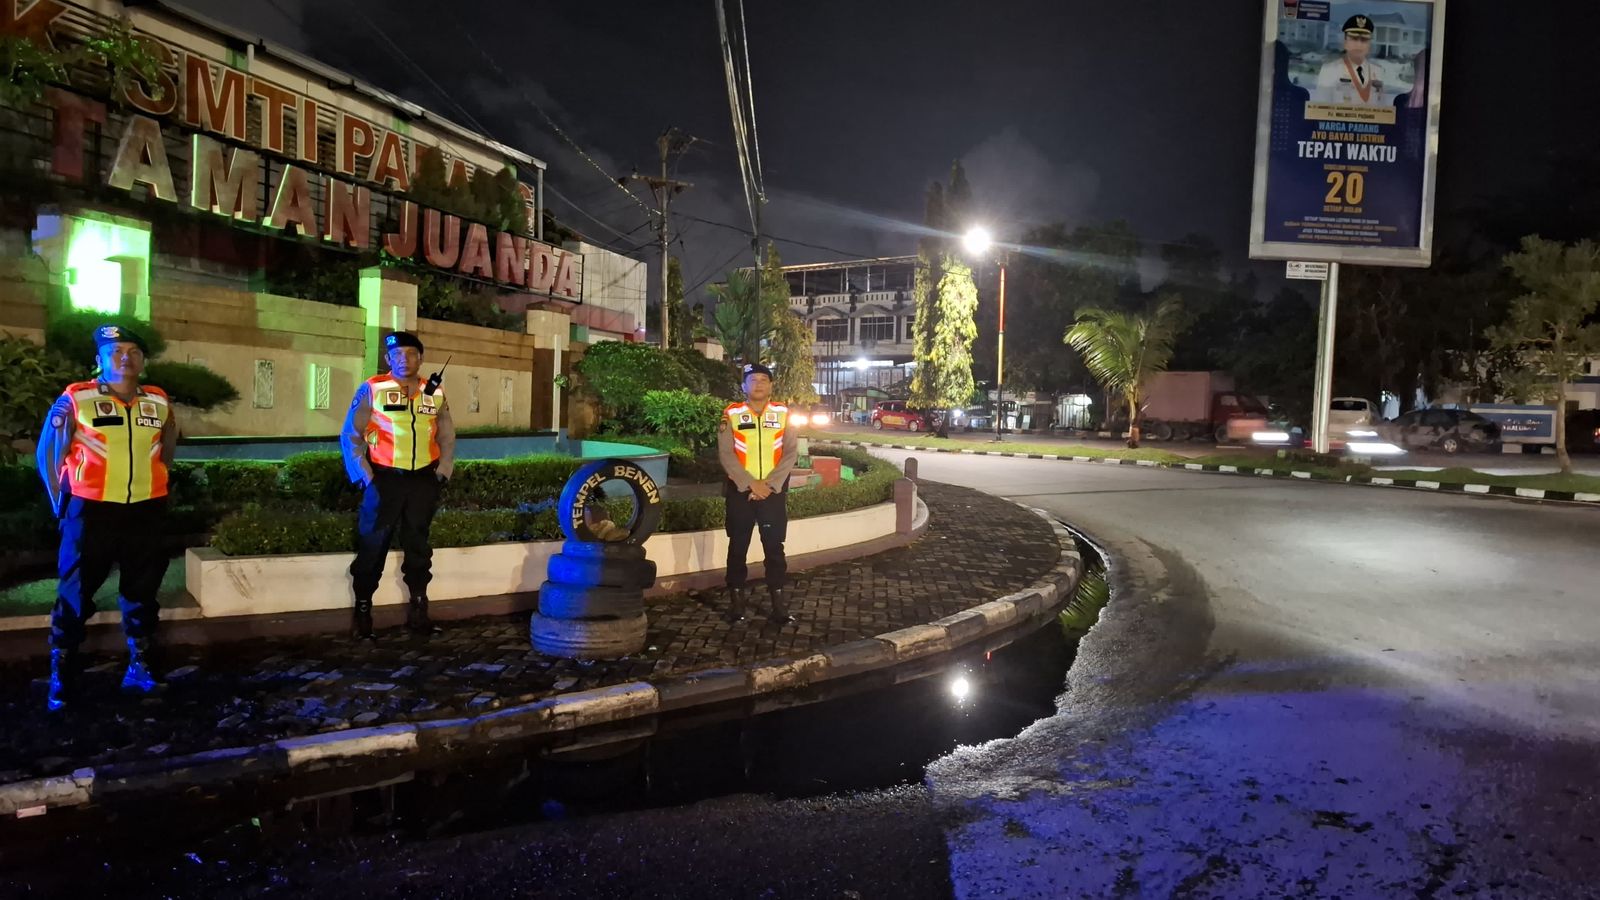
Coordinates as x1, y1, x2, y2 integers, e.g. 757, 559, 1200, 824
0, 482, 1057, 781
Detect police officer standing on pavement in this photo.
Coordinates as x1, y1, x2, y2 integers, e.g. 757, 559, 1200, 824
36, 324, 178, 711
718, 363, 797, 624
341, 331, 455, 639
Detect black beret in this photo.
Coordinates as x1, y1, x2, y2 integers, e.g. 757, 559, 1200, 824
384, 331, 425, 353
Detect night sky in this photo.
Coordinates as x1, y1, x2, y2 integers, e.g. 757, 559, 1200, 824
185, 0, 1596, 302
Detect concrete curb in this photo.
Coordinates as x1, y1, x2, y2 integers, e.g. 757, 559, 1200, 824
0, 496, 1084, 817
821, 440, 1600, 507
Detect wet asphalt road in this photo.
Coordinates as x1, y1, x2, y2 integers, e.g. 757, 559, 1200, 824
907, 453, 1600, 898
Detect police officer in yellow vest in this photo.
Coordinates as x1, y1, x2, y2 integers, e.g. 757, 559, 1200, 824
36, 324, 178, 711
717, 363, 798, 623
340, 331, 455, 639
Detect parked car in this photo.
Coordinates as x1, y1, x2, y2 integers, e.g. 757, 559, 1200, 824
955, 406, 994, 432
871, 400, 937, 432
1381, 408, 1502, 454
1329, 397, 1381, 432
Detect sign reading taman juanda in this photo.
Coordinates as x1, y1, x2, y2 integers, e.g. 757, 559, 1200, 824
2, 0, 582, 300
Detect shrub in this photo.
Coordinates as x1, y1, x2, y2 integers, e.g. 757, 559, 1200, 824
278, 451, 356, 509
210, 505, 357, 556
0, 462, 46, 512
642, 389, 724, 452
44, 311, 167, 369
0, 337, 86, 458
174, 459, 283, 506
143, 361, 239, 410
446, 455, 583, 510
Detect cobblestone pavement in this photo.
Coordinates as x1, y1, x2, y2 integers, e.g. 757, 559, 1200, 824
0, 482, 1057, 781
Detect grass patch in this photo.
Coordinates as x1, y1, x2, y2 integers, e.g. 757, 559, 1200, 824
1058, 569, 1109, 636
1185, 452, 1374, 480
806, 429, 1184, 463
0, 564, 186, 618
1372, 468, 1600, 495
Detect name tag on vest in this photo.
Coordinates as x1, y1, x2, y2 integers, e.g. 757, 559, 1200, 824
382, 404, 408, 411
92, 415, 124, 426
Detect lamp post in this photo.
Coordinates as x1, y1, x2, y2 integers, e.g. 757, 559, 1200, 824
963, 227, 1007, 442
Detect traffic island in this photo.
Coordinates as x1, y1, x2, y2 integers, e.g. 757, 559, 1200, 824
0, 481, 1083, 814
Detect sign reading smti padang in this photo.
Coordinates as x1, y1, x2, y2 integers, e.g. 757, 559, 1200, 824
1, 0, 582, 299
1248, 0, 1447, 268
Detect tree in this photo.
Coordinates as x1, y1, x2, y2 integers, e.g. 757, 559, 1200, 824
1065, 295, 1186, 448
1486, 237, 1600, 474
757, 245, 817, 405
0, 337, 82, 461
911, 254, 978, 414
660, 256, 692, 349
709, 268, 769, 363
408, 147, 450, 212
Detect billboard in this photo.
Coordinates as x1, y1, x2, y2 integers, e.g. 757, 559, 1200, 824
1248, 0, 1447, 267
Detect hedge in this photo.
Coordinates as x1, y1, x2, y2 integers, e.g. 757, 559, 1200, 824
209, 448, 900, 556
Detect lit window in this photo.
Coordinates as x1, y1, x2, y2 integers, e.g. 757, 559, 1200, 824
859, 316, 895, 342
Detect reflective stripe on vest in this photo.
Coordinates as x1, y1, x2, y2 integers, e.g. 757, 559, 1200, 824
364, 375, 443, 470
725, 401, 787, 480
63, 381, 170, 503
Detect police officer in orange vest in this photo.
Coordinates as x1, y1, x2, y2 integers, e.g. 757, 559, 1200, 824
717, 363, 797, 623
35, 324, 178, 711
340, 331, 455, 639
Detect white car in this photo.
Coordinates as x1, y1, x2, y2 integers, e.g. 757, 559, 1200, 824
1329, 397, 1380, 433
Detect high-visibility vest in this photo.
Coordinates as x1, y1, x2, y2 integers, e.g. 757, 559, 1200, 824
724, 401, 788, 481
364, 375, 444, 470
61, 381, 171, 503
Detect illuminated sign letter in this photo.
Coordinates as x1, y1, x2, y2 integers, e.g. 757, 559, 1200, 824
46, 88, 105, 181
190, 134, 260, 220
552, 251, 580, 300
182, 53, 247, 140
494, 233, 528, 286
457, 223, 493, 278
370, 130, 410, 190
266, 165, 318, 237
337, 113, 376, 177
107, 115, 176, 202
383, 201, 420, 257
323, 179, 371, 249
250, 78, 297, 155
423, 209, 461, 268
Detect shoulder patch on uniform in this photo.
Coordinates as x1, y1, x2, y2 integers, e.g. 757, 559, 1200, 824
50, 413, 64, 429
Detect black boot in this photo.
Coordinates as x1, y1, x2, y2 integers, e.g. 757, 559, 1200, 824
47, 648, 79, 712
724, 586, 749, 623
766, 586, 795, 625
406, 595, 441, 635
121, 638, 164, 693
352, 598, 375, 640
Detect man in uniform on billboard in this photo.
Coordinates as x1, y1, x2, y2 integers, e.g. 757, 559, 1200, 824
1316, 15, 1386, 106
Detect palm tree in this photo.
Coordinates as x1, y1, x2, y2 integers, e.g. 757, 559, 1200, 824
1064, 295, 1185, 448
709, 269, 771, 363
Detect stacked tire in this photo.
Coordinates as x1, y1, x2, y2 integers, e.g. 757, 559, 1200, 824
530, 540, 656, 659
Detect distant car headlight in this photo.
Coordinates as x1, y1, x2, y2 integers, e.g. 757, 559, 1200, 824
1347, 429, 1379, 438
812, 412, 830, 425
1251, 431, 1292, 444
791, 413, 810, 426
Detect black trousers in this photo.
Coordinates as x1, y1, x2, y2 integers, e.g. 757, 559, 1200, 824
724, 481, 788, 590
51, 496, 169, 649
351, 465, 442, 602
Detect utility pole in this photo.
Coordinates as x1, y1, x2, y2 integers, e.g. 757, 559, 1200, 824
619, 129, 694, 350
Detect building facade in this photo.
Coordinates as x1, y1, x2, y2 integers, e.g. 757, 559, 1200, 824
0, 0, 649, 437
783, 256, 920, 402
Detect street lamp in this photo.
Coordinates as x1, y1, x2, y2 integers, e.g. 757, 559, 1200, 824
963, 226, 1006, 442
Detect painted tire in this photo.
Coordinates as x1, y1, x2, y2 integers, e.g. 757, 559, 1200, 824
557, 458, 664, 544
530, 612, 647, 659
546, 552, 657, 589
561, 540, 649, 562
537, 581, 645, 620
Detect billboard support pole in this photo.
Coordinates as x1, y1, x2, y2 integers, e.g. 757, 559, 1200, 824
1311, 261, 1340, 454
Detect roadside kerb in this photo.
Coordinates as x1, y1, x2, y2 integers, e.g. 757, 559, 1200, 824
822, 440, 1600, 507
0, 495, 1083, 818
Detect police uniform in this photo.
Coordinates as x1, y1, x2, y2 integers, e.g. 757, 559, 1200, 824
340, 331, 455, 638
36, 324, 177, 710
1315, 15, 1387, 106
716, 364, 797, 623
